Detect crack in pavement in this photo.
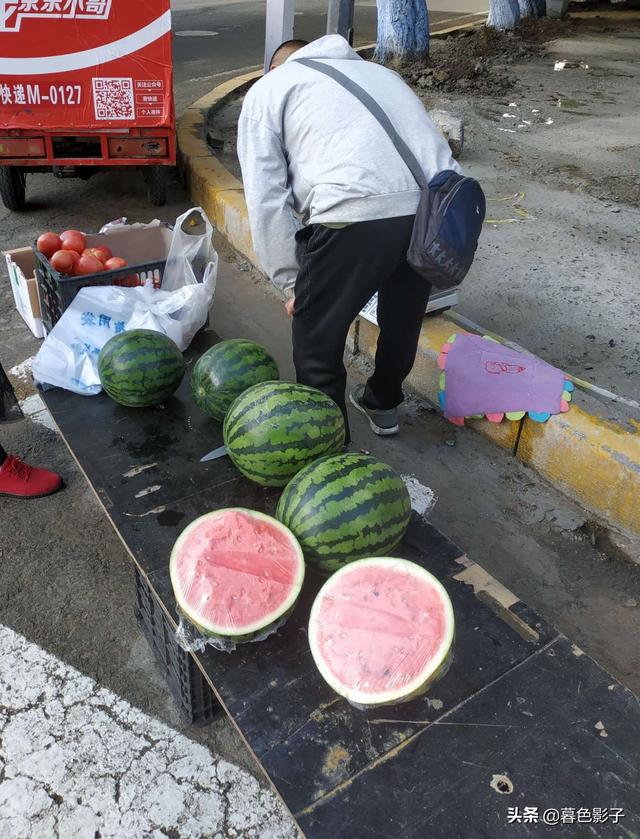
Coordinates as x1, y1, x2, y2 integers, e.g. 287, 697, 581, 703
0, 624, 297, 838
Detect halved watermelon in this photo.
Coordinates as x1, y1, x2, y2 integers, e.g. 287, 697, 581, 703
308, 558, 455, 706
170, 508, 305, 642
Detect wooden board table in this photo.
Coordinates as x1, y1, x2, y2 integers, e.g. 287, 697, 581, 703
42, 329, 640, 838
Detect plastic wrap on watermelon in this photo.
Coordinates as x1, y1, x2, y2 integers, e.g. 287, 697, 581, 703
170, 508, 305, 654
175, 608, 293, 654
308, 558, 455, 708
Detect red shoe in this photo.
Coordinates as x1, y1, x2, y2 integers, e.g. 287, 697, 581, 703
0, 454, 63, 498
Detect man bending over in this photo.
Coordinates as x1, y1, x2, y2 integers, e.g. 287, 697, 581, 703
238, 35, 460, 441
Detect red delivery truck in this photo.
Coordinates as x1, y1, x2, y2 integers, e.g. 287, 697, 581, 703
0, 0, 174, 210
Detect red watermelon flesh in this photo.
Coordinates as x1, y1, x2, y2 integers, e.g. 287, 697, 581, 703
309, 557, 455, 706
170, 508, 305, 639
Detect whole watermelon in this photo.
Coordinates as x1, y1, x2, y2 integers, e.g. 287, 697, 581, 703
191, 339, 279, 422
223, 381, 345, 487
276, 453, 411, 572
98, 329, 185, 407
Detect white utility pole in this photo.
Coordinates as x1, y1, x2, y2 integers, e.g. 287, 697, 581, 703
264, 0, 295, 72
327, 0, 354, 43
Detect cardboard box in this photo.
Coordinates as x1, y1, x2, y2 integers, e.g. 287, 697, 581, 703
3, 247, 45, 338
359, 288, 459, 326
85, 224, 173, 263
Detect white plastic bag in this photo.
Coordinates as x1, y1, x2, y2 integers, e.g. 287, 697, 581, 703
32, 253, 217, 396
163, 207, 215, 291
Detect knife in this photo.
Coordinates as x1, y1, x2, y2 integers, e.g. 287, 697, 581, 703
200, 444, 229, 463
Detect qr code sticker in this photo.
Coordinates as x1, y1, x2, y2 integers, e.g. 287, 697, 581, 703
92, 77, 135, 120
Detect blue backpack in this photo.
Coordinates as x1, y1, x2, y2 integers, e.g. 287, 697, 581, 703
408, 169, 486, 288
296, 58, 486, 289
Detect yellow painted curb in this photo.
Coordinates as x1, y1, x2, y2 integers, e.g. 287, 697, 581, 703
177, 37, 640, 539
177, 108, 211, 162
518, 409, 640, 536
178, 70, 262, 260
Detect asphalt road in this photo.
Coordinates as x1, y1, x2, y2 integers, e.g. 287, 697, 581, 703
171, 0, 489, 111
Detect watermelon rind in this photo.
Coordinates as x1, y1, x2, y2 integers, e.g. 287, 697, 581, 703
169, 507, 305, 640
191, 338, 280, 422
276, 453, 411, 572
98, 329, 185, 408
223, 381, 345, 487
308, 557, 455, 706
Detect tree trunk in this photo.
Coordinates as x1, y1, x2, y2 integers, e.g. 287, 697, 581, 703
518, 0, 538, 17
487, 0, 520, 29
375, 0, 430, 64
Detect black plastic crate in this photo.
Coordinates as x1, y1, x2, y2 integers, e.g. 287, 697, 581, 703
33, 247, 166, 334
134, 567, 219, 726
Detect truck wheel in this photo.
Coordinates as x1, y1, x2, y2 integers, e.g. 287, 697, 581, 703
144, 166, 167, 207
0, 167, 27, 211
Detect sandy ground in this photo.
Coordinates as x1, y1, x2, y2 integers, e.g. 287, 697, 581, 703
422, 16, 640, 399
211, 13, 640, 400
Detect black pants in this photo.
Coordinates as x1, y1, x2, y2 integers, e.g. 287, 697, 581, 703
292, 216, 431, 441
0, 444, 5, 464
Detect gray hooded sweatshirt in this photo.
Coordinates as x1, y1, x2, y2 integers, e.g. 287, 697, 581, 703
237, 35, 461, 292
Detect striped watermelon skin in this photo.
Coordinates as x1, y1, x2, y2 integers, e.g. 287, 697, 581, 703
98, 329, 185, 408
223, 381, 345, 487
276, 453, 411, 572
191, 339, 279, 422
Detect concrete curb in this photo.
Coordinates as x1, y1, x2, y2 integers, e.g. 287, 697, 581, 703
177, 29, 640, 540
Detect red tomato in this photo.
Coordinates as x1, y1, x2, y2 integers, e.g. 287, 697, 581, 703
83, 246, 113, 264
104, 257, 129, 286
50, 249, 77, 274
74, 254, 104, 276
36, 232, 62, 258
67, 250, 80, 264
104, 257, 127, 270
93, 245, 113, 264
60, 229, 86, 248
61, 234, 86, 255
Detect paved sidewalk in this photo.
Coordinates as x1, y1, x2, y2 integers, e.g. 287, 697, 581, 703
0, 625, 297, 839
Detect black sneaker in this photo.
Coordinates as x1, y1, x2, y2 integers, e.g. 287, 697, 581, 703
349, 385, 399, 436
